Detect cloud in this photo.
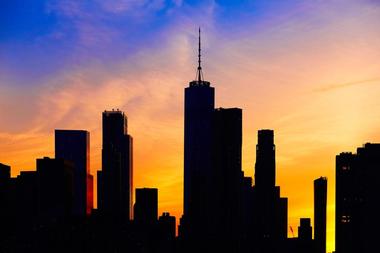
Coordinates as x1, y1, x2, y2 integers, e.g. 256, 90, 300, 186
314, 78, 380, 92
97, 0, 166, 14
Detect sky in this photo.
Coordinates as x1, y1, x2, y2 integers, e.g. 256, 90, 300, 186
1, 0, 380, 251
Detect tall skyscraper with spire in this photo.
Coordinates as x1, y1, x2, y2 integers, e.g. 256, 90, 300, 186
183, 28, 215, 238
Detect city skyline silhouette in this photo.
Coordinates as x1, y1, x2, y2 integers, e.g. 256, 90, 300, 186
1, 2, 380, 252
1, 30, 378, 253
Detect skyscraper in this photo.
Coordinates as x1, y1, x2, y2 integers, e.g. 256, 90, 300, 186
212, 108, 243, 239
55, 130, 92, 216
183, 29, 215, 237
336, 143, 380, 253
36, 157, 74, 222
13, 171, 39, 228
252, 130, 288, 247
298, 218, 312, 241
0, 163, 10, 182
314, 177, 327, 253
100, 110, 133, 221
134, 188, 158, 224
158, 212, 176, 240
0, 163, 11, 238
97, 170, 104, 212
255, 130, 276, 189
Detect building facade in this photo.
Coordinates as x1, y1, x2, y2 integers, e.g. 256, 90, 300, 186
100, 110, 133, 221
55, 130, 92, 216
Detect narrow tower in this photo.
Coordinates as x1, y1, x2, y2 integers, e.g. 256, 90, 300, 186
100, 110, 133, 222
183, 28, 215, 238
314, 177, 327, 253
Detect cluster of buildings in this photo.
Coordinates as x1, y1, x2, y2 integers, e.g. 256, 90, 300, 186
0, 113, 176, 252
0, 32, 378, 253
178, 33, 328, 253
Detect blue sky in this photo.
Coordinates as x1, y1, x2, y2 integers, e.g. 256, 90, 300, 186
0, 0, 313, 85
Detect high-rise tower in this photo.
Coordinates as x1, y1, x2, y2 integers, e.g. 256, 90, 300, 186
55, 130, 92, 216
212, 108, 243, 239
183, 28, 215, 237
336, 143, 380, 253
100, 110, 133, 221
134, 188, 158, 224
252, 129, 288, 249
314, 177, 327, 253
255, 130, 276, 189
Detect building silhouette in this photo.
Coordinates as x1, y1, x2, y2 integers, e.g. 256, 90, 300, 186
99, 110, 133, 222
251, 129, 288, 250
0, 163, 11, 238
182, 28, 215, 239
159, 212, 176, 240
255, 130, 276, 189
298, 218, 312, 241
97, 169, 104, 212
314, 177, 327, 253
212, 108, 243, 242
134, 188, 158, 224
55, 130, 93, 216
0, 163, 10, 181
37, 157, 74, 222
0, 159, 75, 242
157, 212, 177, 253
180, 30, 294, 253
336, 143, 380, 253
12, 171, 40, 230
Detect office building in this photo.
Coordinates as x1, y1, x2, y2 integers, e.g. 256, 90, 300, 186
212, 108, 243, 238
55, 129, 92, 216
336, 143, 380, 253
100, 110, 133, 221
255, 129, 276, 189
183, 29, 215, 237
252, 130, 288, 243
159, 212, 176, 240
134, 188, 158, 224
36, 157, 74, 222
298, 218, 312, 241
314, 177, 327, 253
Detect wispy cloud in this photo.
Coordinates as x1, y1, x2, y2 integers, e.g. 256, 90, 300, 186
314, 78, 380, 92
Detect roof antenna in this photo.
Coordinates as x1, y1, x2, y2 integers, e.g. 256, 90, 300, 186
196, 27, 203, 82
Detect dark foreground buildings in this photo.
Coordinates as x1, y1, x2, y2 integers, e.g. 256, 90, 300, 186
180, 30, 294, 253
0, 158, 75, 241
336, 143, 380, 253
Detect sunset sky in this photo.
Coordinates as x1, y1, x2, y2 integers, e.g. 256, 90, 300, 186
1, 1, 380, 252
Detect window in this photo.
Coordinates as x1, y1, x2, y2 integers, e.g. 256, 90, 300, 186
341, 215, 351, 223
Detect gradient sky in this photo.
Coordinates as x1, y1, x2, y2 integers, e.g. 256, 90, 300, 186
1, 1, 380, 252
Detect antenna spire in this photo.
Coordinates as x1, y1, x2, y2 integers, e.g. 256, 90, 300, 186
196, 27, 203, 82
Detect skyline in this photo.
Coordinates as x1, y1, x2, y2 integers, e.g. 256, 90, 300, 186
2, 1, 380, 252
